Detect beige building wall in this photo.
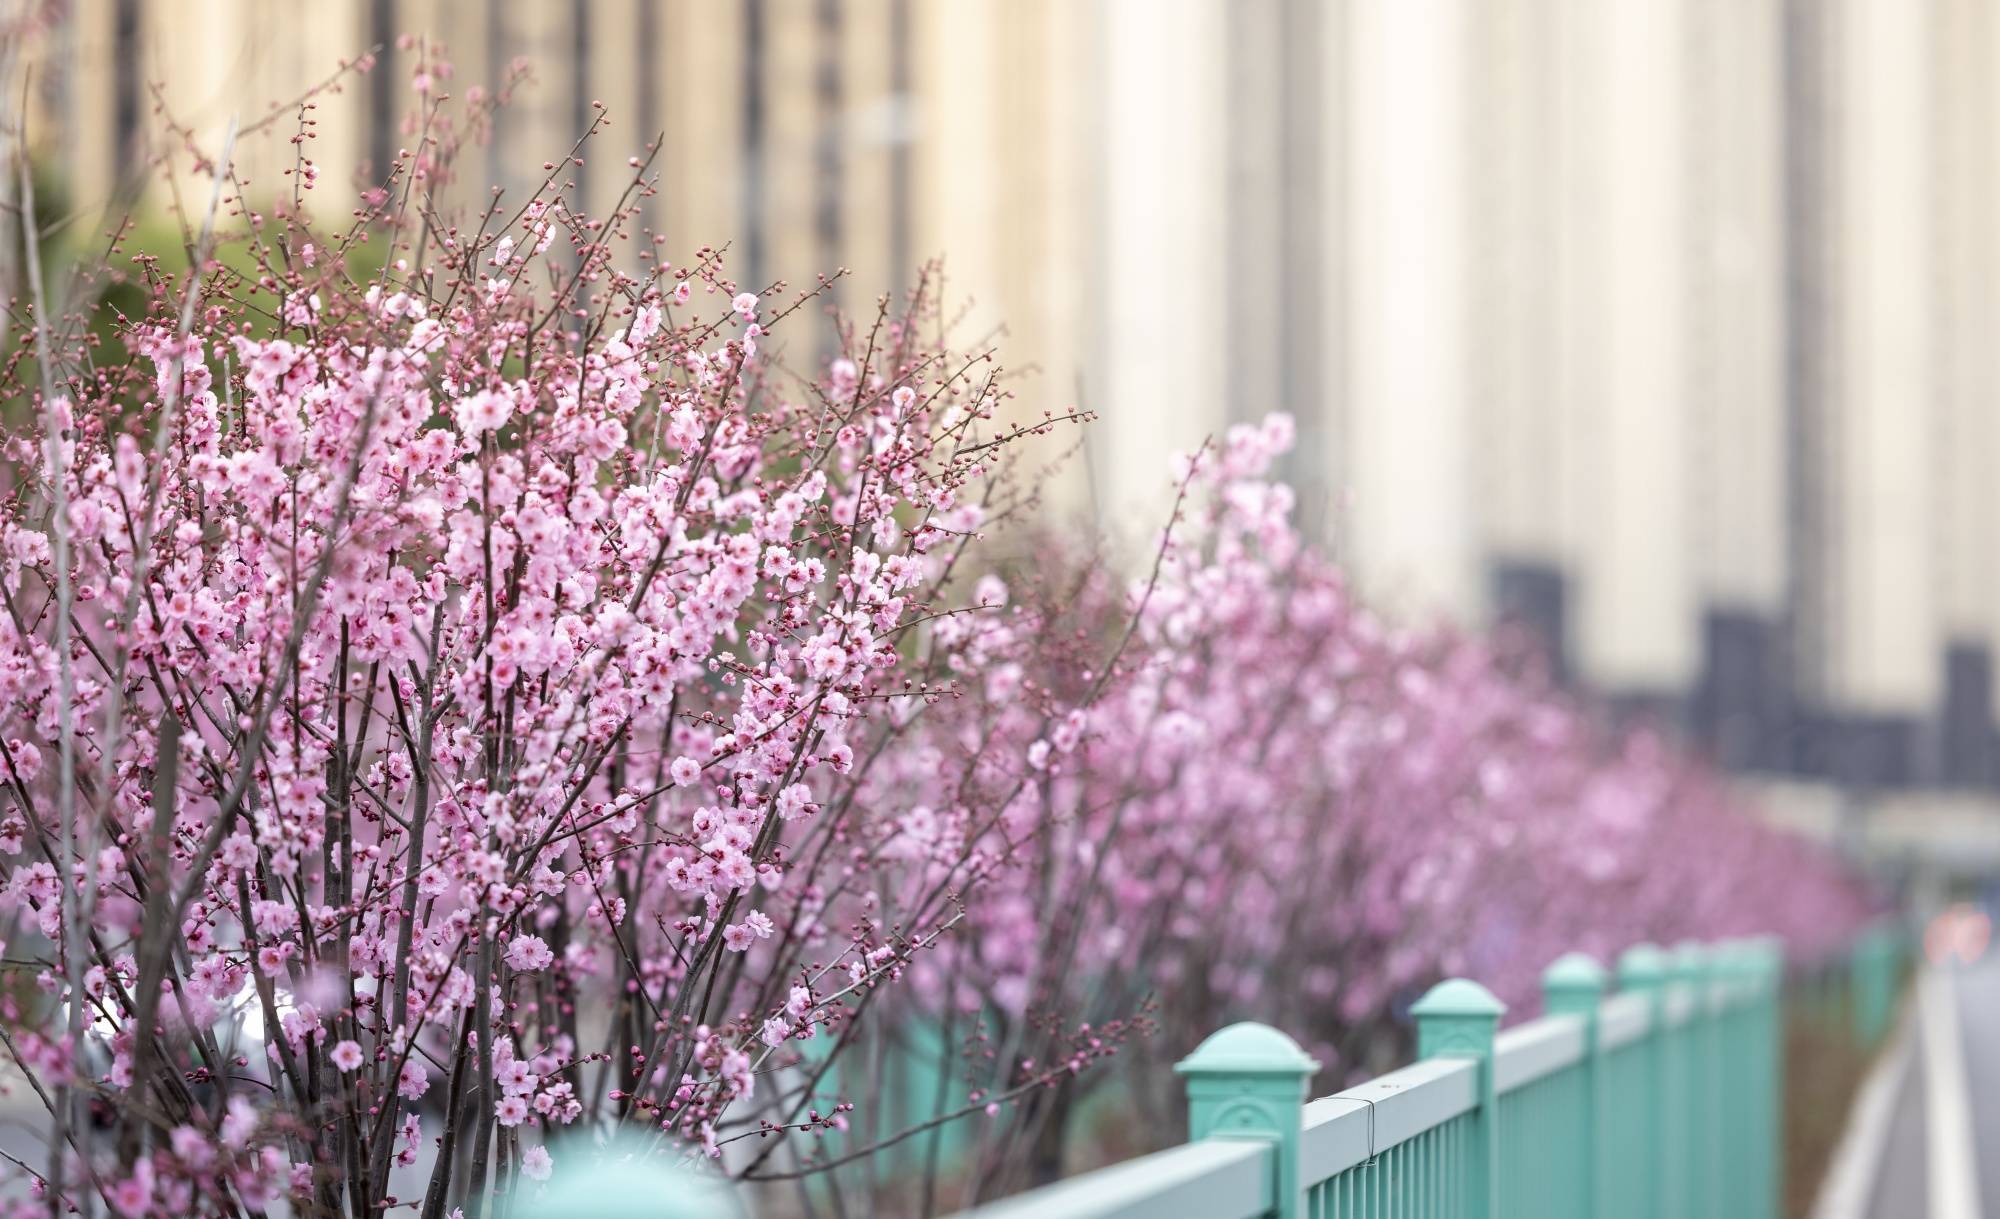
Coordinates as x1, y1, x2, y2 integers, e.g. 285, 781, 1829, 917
759, 0, 818, 294
1469, 0, 1564, 569
1017, 0, 1097, 519
1549, 0, 1603, 600
1934, 0, 1996, 651
909, 0, 1003, 368
656, 3, 745, 265
1828, 0, 1939, 716
1091, 0, 1228, 537
1986, 4, 2000, 703
835, 0, 898, 305
911, 0, 1095, 519
50, 1, 119, 215
1574, 0, 1698, 692
1225, 0, 1289, 436
1342, 0, 1477, 619
142, 2, 371, 217
1690, 0, 1788, 616
581, 0, 644, 236
1310, 0, 1351, 545
16, 0, 2000, 767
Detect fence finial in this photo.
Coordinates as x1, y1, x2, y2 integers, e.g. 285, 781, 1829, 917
1617, 941, 1668, 991
1410, 977, 1505, 1058
1543, 951, 1607, 1014
1671, 939, 1710, 992
516, 1133, 749, 1219
1176, 1022, 1320, 1219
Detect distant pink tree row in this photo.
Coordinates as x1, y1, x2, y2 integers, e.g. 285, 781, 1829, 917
867, 413, 1871, 1204
0, 40, 1868, 1219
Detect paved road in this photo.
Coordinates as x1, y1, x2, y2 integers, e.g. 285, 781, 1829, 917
1960, 958, 2000, 1218
1867, 1043, 1925, 1218
1864, 954, 1998, 1219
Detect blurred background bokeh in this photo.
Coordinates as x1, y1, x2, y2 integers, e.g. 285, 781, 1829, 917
5, 0, 1998, 891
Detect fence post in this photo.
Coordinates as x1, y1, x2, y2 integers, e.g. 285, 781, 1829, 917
1674, 942, 1717, 1219
1853, 923, 1897, 1046
1617, 943, 1667, 1219
1175, 1022, 1320, 1219
1544, 952, 1606, 1219
1412, 978, 1505, 1219
1715, 943, 1757, 1216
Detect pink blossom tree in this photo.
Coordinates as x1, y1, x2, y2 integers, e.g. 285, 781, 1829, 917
0, 57, 1121, 1214
858, 417, 1873, 1207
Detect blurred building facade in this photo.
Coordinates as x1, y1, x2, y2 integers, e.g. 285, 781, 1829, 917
19, 0, 2000, 792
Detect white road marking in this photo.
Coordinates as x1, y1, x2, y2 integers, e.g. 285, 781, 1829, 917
1921, 966, 1982, 1219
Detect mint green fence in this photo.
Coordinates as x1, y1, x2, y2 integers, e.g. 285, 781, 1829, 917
1786, 921, 1906, 1052
1848, 923, 1905, 1046
950, 937, 1786, 1219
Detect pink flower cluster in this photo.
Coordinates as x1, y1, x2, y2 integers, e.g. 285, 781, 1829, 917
0, 118, 1071, 1210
